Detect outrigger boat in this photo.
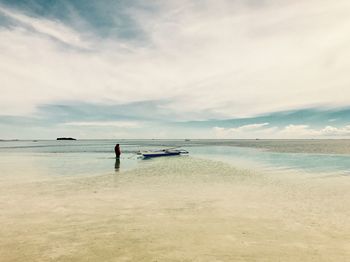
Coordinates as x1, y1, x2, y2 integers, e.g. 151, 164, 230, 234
140, 148, 189, 158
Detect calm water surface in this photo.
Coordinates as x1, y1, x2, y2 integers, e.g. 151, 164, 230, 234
1, 139, 350, 176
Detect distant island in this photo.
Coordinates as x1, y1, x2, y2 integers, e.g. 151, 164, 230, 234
56, 137, 76, 141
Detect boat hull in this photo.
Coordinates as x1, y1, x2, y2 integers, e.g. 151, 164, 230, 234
142, 152, 181, 158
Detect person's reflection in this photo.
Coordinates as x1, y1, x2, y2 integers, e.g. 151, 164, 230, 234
114, 158, 121, 172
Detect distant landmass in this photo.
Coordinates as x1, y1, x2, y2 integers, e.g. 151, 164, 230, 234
56, 137, 76, 140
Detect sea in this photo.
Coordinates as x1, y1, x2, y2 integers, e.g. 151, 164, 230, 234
1, 139, 350, 177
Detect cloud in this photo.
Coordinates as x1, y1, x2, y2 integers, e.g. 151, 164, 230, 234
213, 123, 278, 138
63, 120, 142, 128
213, 122, 350, 139
279, 125, 319, 137
0, 6, 89, 49
281, 124, 350, 137
1, 0, 350, 120
215, 122, 269, 132
2, 0, 350, 139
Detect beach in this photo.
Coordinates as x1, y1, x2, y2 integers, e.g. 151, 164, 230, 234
1, 145, 349, 261
2, 0, 350, 260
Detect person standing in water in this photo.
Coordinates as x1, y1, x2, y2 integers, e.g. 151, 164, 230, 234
114, 144, 121, 158
114, 144, 121, 172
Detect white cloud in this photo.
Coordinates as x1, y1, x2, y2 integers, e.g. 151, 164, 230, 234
215, 122, 269, 132
214, 123, 350, 138
0, 6, 88, 48
279, 125, 319, 137
1, 0, 350, 120
63, 121, 142, 128
213, 123, 277, 138
281, 124, 350, 137
234, 123, 269, 131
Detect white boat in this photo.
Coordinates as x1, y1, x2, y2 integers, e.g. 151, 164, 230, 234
140, 149, 189, 158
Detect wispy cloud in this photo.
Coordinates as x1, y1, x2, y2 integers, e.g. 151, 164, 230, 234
1, 1, 350, 138
213, 123, 277, 138
0, 6, 89, 48
1, 1, 350, 118
213, 123, 350, 139
281, 124, 350, 137
63, 121, 142, 128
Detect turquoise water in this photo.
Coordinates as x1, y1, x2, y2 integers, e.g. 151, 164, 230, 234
190, 146, 350, 175
1, 139, 350, 176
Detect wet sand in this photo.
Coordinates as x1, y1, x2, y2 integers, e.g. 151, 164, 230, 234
0, 157, 349, 261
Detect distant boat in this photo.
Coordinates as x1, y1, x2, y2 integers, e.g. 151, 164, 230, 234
57, 137, 76, 140
140, 149, 189, 158
185, 139, 191, 141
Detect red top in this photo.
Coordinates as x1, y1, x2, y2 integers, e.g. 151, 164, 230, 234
114, 145, 121, 155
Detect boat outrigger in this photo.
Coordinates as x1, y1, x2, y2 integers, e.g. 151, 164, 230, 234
140, 148, 189, 158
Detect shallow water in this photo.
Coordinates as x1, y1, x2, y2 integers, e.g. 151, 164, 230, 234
0, 140, 350, 261
1, 139, 350, 176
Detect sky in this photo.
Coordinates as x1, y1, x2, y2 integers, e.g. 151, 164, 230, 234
1, 0, 350, 139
